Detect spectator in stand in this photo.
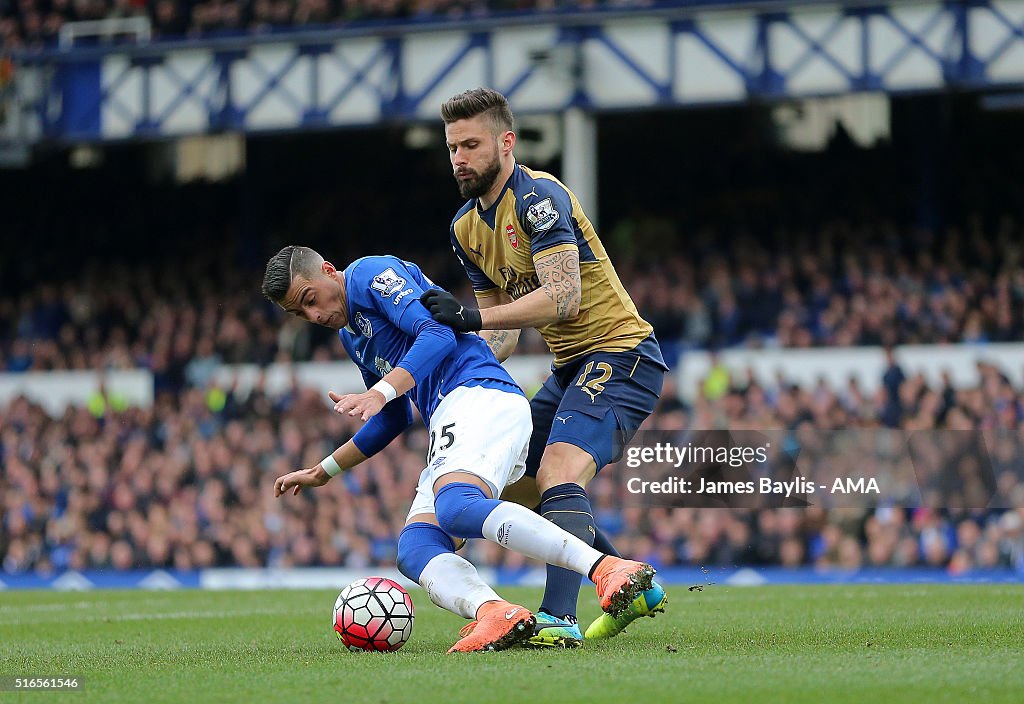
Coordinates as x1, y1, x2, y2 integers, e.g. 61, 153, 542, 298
151, 0, 185, 37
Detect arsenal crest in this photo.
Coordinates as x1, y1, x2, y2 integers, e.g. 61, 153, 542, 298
506, 224, 519, 249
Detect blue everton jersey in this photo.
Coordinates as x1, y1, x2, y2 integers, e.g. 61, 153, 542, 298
338, 255, 522, 425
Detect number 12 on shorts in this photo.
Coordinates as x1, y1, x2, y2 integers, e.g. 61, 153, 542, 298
575, 361, 613, 402
428, 423, 456, 463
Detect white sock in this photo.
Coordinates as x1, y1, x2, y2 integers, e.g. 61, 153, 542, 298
481, 502, 604, 576
417, 552, 501, 619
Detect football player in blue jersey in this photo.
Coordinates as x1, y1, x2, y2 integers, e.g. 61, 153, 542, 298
420, 88, 669, 646
264, 245, 656, 653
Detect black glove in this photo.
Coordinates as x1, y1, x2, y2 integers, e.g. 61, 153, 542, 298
419, 289, 482, 332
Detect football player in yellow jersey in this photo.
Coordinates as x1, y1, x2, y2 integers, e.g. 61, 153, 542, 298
420, 88, 669, 647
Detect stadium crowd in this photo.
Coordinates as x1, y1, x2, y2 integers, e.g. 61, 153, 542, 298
0, 0, 653, 50
2, 216, 1022, 375
3, 347, 1023, 576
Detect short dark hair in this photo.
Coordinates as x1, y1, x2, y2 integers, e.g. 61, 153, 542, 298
262, 245, 324, 303
441, 88, 514, 136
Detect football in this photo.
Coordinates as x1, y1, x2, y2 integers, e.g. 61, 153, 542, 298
333, 577, 415, 652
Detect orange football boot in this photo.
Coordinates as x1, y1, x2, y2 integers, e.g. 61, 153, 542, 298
590, 557, 656, 617
446, 600, 536, 653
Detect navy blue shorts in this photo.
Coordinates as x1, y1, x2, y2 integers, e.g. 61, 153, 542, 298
525, 335, 668, 477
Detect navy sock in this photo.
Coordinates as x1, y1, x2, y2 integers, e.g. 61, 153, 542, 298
538, 482, 594, 621
593, 525, 620, 558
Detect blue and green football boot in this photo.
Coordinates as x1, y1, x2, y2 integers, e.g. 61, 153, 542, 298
584, 582, 667, 640
527, 611, 584, 648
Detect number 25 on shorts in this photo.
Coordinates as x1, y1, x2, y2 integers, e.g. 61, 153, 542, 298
428, 423, 456, 463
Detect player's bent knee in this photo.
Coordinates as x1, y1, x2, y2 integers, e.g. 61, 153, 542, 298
433, 482, 496, 539
536, 442, 598, 491
406, 512, 439, 527
500, 475, 541, 509
396, 522, 455, 582
406, 512, 465, 550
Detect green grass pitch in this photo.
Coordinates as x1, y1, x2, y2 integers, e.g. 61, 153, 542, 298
2, 585, 1022, 703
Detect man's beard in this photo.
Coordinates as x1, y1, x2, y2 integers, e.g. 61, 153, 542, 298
456, 156, 502, 200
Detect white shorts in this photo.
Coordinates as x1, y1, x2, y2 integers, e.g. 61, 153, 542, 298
406, 384, 532, 521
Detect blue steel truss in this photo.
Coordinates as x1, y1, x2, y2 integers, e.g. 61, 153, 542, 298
6, 0, 1024, 143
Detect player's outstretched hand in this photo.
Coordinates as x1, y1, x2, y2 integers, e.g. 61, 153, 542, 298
419, 289, 482, 333
274, 467, 328, 497
329, 389, 385, 422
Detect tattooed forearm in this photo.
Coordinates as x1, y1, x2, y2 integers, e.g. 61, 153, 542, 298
535, 249, 582, 320
486, 330, 510, 357
479, 328, 520, 362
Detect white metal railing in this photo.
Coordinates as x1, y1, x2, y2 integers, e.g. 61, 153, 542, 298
58, 16, 152, 50
0, 58, 34, 166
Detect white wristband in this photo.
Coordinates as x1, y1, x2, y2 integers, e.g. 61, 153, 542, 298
321, 453, 343, 477
371, 379, 398, 403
